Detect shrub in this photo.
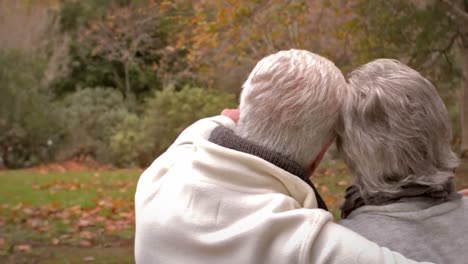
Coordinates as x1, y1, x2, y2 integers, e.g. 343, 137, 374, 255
59, 87, 130, 162
109, 114, 141, 167
109, 86, 237, 167
138, 86, 237, 164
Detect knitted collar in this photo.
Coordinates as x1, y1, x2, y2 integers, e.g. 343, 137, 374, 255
209, 126, 328, 211
341, 178, 462, 219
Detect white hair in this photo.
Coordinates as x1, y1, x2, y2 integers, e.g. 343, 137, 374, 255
236, 49, 347, 168
338, 59, 459, 202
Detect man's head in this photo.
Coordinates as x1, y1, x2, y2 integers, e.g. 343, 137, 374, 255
338, 59, 459, 201
236, 49, 346, 171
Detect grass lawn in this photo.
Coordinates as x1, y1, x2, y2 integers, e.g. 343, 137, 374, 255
1, 160, 467, 263
0, 169, 141, 264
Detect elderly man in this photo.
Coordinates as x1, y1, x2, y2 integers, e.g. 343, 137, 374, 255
135, 50, 430, 263
338, 59, 468, 264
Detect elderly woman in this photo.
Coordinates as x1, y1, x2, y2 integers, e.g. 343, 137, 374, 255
338, 59, 468, 264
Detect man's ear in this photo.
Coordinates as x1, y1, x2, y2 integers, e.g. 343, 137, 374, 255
307, 138, 335, 177
221, 109, 240, 123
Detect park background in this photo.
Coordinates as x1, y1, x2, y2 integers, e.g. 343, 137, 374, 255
1, 0, 468, 263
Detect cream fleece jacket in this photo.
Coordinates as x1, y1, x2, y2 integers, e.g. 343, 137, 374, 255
135, 116, 433, 264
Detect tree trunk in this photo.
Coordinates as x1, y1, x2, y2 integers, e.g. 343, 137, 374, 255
460, 45, 468, 158
124, 62, 131, 99
1, 145, 10, 169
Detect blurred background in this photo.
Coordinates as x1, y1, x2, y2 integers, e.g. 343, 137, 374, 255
1, 0, 467, 263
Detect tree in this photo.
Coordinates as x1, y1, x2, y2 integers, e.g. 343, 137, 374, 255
439, 0, 468, 158
162, 0, 354, 91
51, 0, 199, 100
78, 2, 161, 100
0, 50, 62, 168
340, 0, 468, 157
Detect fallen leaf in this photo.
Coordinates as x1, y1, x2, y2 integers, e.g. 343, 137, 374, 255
80, 231, 94, 240
105, 224, 117, 232
79, 240, 92, 247
337, 180, 349, 186
59, 234, 70, 240
77, 219, 92, 227
14, 244, 32, 252
84, 256, 95, 262
0, 237, 5, 247
324, 196, 337, 205
52, 238, 60, 245
51, 201, 60, 208
319, 186, 329, 194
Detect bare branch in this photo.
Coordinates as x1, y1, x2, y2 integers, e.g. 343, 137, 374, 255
427, 32, 460, 53
439, 0, 468, 24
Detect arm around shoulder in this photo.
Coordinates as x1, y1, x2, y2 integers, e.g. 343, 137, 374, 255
305, 221, 434, 264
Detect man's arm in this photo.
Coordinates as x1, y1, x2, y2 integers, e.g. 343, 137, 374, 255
459, 188, 468, 196
307, 221, 433, 264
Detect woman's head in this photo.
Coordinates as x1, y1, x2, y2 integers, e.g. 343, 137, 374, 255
338, 59, 459, 202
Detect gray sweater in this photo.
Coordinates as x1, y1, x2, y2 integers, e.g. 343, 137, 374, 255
340, 197, 468, 264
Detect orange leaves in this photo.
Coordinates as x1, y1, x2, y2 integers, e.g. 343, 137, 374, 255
32, 180, 85, 192
324, 196, 337, 205
30, 160, 111, 174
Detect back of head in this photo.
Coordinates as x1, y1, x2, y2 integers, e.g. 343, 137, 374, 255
339, 59, 459, 202
236, 49, 346, 168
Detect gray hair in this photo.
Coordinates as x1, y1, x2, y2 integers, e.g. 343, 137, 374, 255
236, 49, 346, 168
338, 59, 459, 202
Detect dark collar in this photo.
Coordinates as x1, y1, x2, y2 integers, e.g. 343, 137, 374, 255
209, 126, 328, 211
341, 179, 462, 219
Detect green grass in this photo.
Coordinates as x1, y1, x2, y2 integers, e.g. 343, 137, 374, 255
0, 170, 141, 207
0, 169, 141, 264
3, 246, 134, 264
